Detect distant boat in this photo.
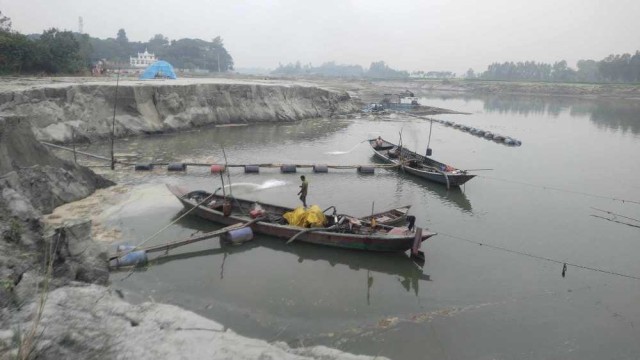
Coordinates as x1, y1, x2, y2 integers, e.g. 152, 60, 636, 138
369, 138, 476, 188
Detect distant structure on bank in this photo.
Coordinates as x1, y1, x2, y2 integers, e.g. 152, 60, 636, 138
130, 49, 158, 68
139, 61, 177, 80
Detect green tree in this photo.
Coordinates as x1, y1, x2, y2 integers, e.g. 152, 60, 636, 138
147, 34, 169, 54
0, 10, 11, 32
35, 28, 84, 74
0, 31, 34, 74
465, 68, 476, 79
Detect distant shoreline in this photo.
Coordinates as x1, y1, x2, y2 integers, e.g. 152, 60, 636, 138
372, 79, 640, 100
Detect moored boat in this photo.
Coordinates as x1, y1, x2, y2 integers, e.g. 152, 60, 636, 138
167, 185, 435, 253
358, 205, 411, 226
369, 138, 475, 187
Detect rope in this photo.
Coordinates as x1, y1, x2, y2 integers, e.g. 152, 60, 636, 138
439, 232, 640, 281
120, 191, 217, 257
479, 175, 640, 205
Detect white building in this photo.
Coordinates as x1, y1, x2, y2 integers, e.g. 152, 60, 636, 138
130, 49, 157, 68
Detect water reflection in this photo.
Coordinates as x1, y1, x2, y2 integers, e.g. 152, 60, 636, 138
131, 216, 432, 299
471, 94, 640, 135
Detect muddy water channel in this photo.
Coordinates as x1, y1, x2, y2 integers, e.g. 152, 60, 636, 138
71, 94, 639, 359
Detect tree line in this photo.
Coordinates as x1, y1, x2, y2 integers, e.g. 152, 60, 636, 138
271, 60, 409, 78
469, 52, 640, 83
0, 11, 233, 75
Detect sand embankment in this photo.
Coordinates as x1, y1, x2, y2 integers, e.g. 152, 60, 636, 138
0, 77, 359, 144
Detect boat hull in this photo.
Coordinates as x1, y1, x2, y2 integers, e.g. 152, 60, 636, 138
369, 139, 475, 186
168, 185, 435, 252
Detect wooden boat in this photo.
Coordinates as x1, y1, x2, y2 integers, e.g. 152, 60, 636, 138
369, 138, 475, 187
167, 185, 435, 253
358, 205, 411, 226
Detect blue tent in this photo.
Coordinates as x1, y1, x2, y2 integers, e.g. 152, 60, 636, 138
139, 61, 177, 80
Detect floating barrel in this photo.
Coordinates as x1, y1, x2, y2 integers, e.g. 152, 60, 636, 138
223, 227, 254, 245
210, 164, 226, 173
244, 165, 260, 173
109, 250, 148, 268
514, 139, 522, 146
280, 164, 297, 173
504, 138, 515, 146
493, 135, 505, 142
313, 164, 329, 173
167, 162, 187, 172
484, 132, 494, 139
134, 163, 154, 171
425, 148, 433, 156
357, 166, 375, 174
476, 130, 486, 136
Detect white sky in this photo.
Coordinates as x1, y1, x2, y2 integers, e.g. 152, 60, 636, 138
1, 0, 638, 74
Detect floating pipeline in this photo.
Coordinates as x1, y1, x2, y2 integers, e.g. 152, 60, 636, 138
439, 119, 522, 146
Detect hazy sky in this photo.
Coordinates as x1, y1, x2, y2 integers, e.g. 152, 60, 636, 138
1, 0, 638, 74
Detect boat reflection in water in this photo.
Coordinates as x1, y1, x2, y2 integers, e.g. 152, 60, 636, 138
117, 215, 432, 298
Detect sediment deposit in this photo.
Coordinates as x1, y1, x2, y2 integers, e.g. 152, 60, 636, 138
0, 78, 359, 144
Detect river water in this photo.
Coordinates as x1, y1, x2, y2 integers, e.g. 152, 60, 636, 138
81, 93, 639, 359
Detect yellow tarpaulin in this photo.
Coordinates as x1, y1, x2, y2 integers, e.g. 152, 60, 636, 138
283, 205, 327, 228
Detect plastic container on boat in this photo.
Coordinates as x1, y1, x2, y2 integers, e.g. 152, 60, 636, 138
223, 227, 253, 245
110, 250, 147, 268
116, 245, 135, 253
357, 166, 375, 174
313, 164, 329, 173
280, 164, 297, 173
244, 165, 259, 173
249, 209, 265, 218
134, 163, 154, 171
167, 162, 187, 172
210, 164, 225, 173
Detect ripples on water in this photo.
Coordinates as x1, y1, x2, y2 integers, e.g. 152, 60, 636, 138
70, 93, 640, 360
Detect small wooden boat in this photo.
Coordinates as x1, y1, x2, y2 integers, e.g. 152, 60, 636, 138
358, 205, 411, 226
167, 185, 435, 254
369, 138, 475, 187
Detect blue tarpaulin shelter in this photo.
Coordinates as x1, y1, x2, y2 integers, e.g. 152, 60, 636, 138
139, 61, 177, 79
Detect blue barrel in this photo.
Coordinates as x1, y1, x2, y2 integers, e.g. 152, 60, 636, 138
484, 132, 494, 139
313, 164, 329, 173
223, 227, 254, 244
280, 164, 297, 173
244, 165, 260, 173
167, 162, 187, 171
134, 163, 154, 171
357, 166, 375, 174
476, 130, 486, 136
110, 250, 147, 268
504, 138, 515, 146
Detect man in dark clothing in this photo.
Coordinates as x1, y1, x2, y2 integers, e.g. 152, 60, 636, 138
298, 175, 308, 207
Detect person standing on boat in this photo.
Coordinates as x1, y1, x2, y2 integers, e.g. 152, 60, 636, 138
298, 175, 308, 208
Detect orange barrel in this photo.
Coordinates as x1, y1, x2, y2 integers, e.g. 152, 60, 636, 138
313, 164, 328, 173
244, 165, 260, 173
280, 164, 297, 173
210, 164, 226, 174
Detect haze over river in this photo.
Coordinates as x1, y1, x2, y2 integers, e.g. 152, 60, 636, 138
75, 93, 639, 359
